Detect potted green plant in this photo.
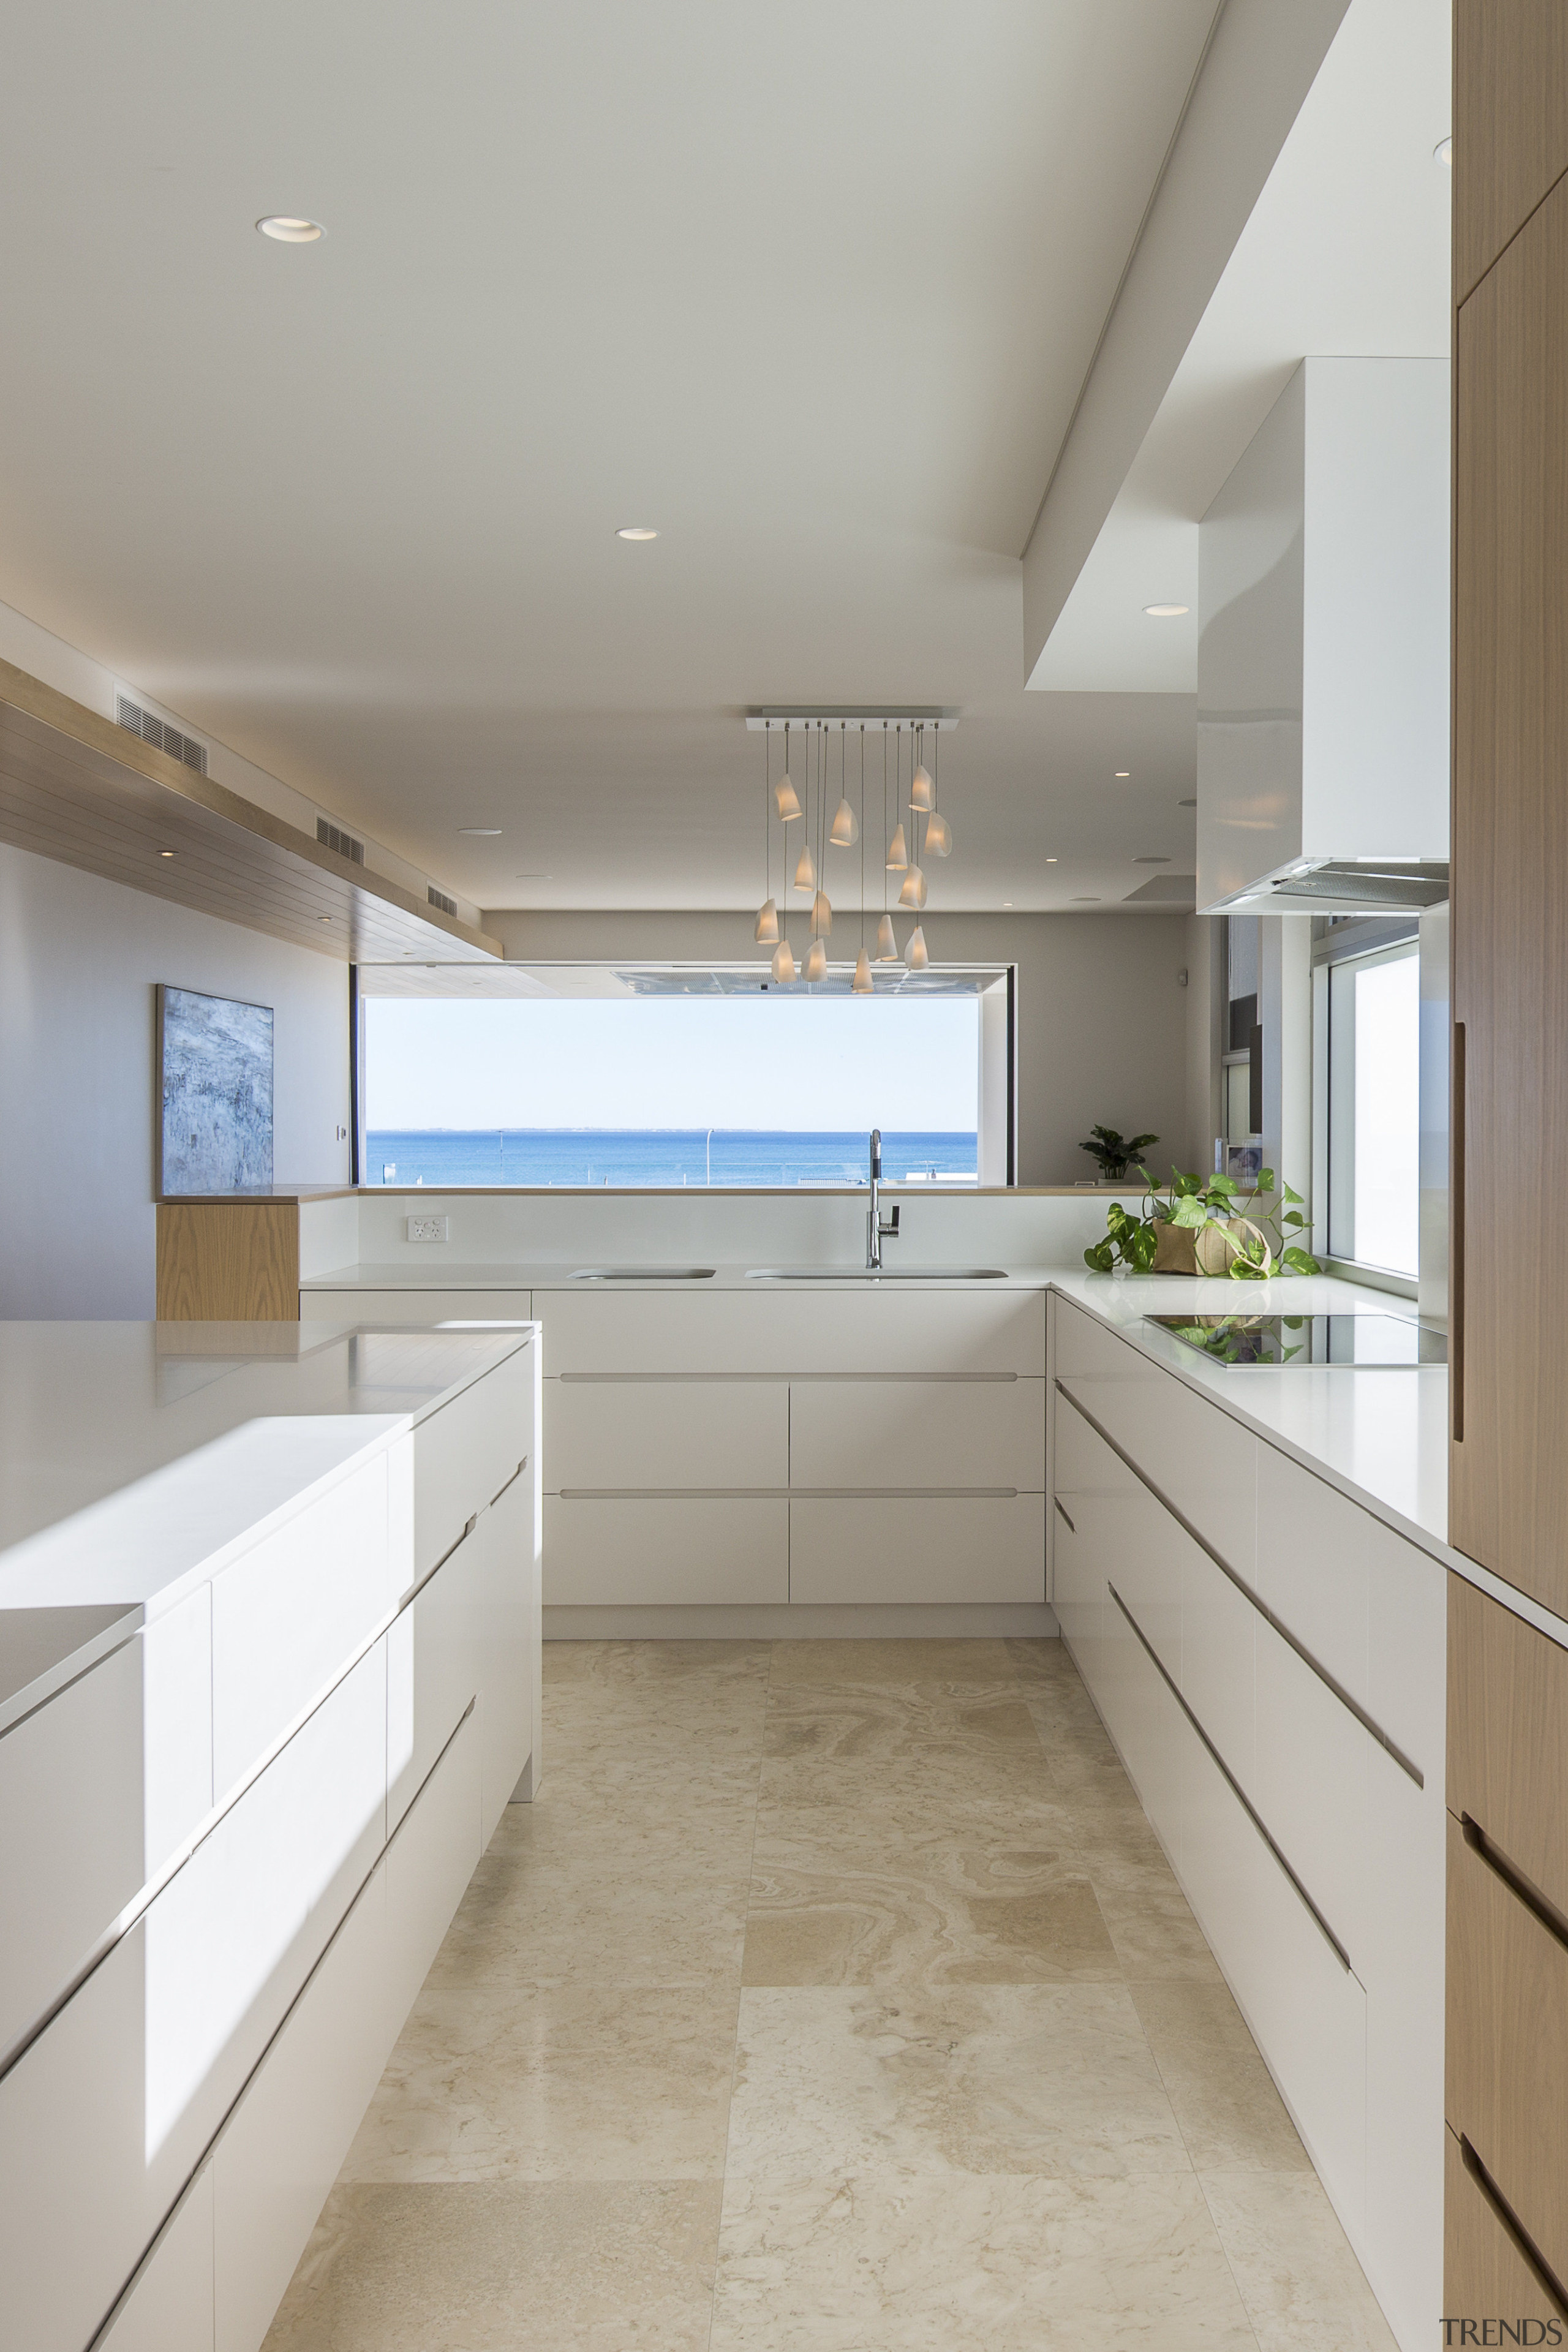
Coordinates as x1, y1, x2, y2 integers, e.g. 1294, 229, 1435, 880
1080, 1125, 1159, 1183
1084, 1164, 1321, 1280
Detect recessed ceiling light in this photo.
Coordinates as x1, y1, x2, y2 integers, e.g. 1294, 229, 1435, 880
1134, 855, 1171, 865
1046, 856, 1058, 864
257, 216, 324, 243
1003, 901, 1013, 908
1434, 137, 1452, 167
1178, 797, 1196, 809
1143, 603, 1189, 619
1114, 771, 1131, 778
458, 827, 502, 837
616, 526, 658, 541
318, 914, 332, 922
1071, 895, 1101, 903
514, 872, 552, 880
159, 849, 175, 858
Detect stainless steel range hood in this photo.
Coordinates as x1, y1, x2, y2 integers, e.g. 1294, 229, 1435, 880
1197, 359, 1450, 917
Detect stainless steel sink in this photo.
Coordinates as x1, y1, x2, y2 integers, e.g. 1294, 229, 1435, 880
569, 1267, 717, 1281
745, 1267, 1008, 1281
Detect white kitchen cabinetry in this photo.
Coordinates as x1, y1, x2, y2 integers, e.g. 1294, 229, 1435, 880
0, 1333, 540, 2352
301, 1287, 533, 1324
1050, 1294, 1443, 2352
537, 1285, 1046, 1611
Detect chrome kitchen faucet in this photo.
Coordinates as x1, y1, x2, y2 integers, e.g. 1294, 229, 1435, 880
867, 1129, 900, 1269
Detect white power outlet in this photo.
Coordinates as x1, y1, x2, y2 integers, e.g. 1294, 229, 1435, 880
405, 1215, 450, 1244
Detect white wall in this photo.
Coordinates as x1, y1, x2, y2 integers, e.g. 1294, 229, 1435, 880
483, 908, 1193, 1188
0, 842, 350, 1317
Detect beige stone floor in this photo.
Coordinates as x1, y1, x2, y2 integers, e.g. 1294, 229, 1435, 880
263, 1637, 1397, 2351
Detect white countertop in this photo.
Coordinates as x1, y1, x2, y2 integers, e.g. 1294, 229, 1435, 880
0, 1322, 537, 1711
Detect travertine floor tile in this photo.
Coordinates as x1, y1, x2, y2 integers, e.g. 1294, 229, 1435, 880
545, 1637, 773, 1693
1003, 1635, 1084, 1687
742, 1813, 1119, 1986
710, 2171, 1259, 2351
767, 1637, 1019, 1690
263, 2180, 722, 2351
428, 1850, 750, 1989
342, 1985, 739, 2180
1200, 2170, 1398, 2351
1131, 1983, 1313, 2173
764, 1683, 1047, 1768
1083, 1854, 1226, 1985
729, 1985, 1189, 2178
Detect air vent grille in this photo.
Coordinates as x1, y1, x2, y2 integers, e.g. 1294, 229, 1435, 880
316, 818, 365, 865
116, 694, 206, 773
427, 886, 458, 918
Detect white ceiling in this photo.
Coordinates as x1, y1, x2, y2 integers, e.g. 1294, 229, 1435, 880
0, 1, 1221, 914
1031, 0, 1452, 694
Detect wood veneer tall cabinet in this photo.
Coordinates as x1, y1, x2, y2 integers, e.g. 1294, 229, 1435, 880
1447, 7, 1568, 2329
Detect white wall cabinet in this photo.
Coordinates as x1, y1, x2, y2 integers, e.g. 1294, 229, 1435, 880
1050, 1294, 1443, 2352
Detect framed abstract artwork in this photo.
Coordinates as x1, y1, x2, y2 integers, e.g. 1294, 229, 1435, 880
157, 984, 274, 1194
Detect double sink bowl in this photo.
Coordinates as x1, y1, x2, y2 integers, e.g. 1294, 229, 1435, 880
570, 1267, 1007, 1282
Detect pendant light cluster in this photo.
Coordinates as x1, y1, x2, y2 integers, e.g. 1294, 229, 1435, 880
755, 717, 954, 987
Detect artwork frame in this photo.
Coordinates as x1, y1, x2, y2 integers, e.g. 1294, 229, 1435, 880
157, 984, 275, 1196
1223, 1141, 1265, 1188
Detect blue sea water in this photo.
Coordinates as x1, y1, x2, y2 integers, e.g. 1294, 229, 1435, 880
364, 1128, 978, 1188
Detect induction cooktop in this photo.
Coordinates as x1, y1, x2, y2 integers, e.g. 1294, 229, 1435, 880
1145, 1312, 1447, 1368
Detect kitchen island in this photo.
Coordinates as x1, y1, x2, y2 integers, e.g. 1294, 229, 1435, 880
0, 1317, 541, 2352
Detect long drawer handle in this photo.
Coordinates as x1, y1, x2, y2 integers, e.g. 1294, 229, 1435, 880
1054, 1497, 1076, 1533
1459, 2133, 1568, 2321
1107, 1581, 1352, 1973
1057, 1380, 1424, 1789
1461, 1815, 1568, 1956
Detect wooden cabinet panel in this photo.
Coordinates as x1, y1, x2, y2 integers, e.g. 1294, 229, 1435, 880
1446, 1810, 1568, 2291
788, 1494, 1045, 1607
1452, 172, 1568, 1613
537, 1286, 1046, 1377
1455, 0, 1568, 302
543, 1494, 788, 1607
545, 1376, 787, 1491
1448, 1574, 1568, 1920
156, 1201, 300, 1322
1444, 2122, 1566, 2333
790, 1378, 1044, 1492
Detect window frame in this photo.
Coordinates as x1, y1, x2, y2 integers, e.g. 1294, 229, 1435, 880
1310, 918, 1421, 1292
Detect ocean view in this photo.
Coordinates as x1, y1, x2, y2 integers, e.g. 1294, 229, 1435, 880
365, 1128, 978, 1188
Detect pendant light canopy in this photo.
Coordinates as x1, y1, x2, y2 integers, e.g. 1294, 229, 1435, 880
852, 948, 873, 993
771, 938, 797, 984
924, 810, 951, 858
804, 937, 827, 982
905, 924, 929, 970
898, 864, 927, 910
886, 823, 908, 871
810, 890, 832, 938
875, 912, 898, 961
755, 896, 778, 943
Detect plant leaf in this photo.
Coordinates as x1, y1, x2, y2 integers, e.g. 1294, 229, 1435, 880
1280, 1246, 1322, 1275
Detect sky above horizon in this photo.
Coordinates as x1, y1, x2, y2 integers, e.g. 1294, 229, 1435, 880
366, 996, 981, 1131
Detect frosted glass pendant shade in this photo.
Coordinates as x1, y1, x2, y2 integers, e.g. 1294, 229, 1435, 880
754, 896, 778, 944
810, 890, 832, 937
829, 796, 859, 847
804, 937, 827, 982
886, 823, 908, 870
774, 779, 802, 821
875, 913, 899, 961
897, 864, 927, 910
771, 938, 797, 983
904, 924, 929, 970
852, 948, 873, 993
793, 842, 816, 894
910, 764, 934, 811
923, 811, 951, 858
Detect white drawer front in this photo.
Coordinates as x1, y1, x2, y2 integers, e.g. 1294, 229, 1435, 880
546, 1376, 787, 1490
211, 1455, 392, 1800
544, 1494, 789, 1606
1053, 1391, 1136, 1495
1054, 1294, 1145, 1381
1064, 1366, 1257, 1584
787, 1494, 1045, 1606
96, 2166, 214, 2352
1096, 1585, 1188, 1864
1253, 1615, 1370, 1970
790, 1379, 1044, 1491
413, 1343, 533, 1575
301, 1288, 532, 1324
1256, 1447, 1372, 1713
537, 1286, 1046, 1376
0, 1646, 386, 2352
1179, 1539, 1257, 1802
1049, 1495, 1102, 1655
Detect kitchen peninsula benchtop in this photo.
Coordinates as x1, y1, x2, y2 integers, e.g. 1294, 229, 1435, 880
0, 1318, 537, 1711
